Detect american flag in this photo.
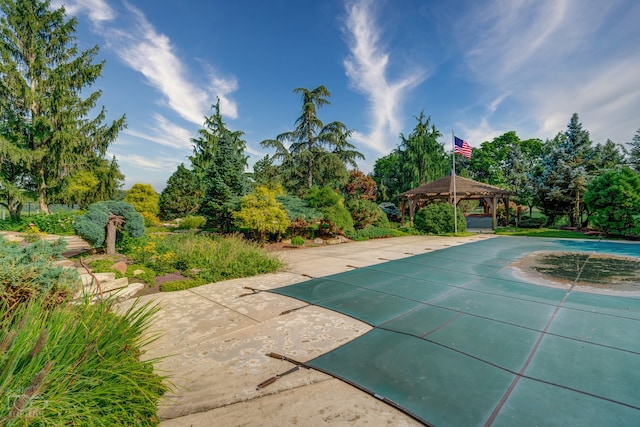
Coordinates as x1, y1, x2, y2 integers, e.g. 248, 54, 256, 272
454, 136, 472, 159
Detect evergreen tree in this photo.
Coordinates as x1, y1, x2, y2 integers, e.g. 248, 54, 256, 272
627, 129, 640, 172
534, 113, 592, 227
372, 151, 402, 202
189, 98, 246, 181
159, 164, 202, 220
0, 0, 125, 214
199, 133, 249, 232
261, 86, 363, 192
397, 112, 448, 190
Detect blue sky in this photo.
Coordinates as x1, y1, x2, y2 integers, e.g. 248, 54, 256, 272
54, 0, 640, 191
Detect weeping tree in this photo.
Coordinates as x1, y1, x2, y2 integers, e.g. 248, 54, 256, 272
397, 112, 448, 189
0, 0, 125, 214
74, 201, 144, 255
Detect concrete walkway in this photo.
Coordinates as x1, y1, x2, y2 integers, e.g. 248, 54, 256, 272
117, 234, 496, 426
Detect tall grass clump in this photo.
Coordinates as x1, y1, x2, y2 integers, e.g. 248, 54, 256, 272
0, 297, 167, 425
121, 232, 282, 286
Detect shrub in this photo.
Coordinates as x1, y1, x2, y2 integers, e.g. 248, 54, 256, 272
346, 226, 404, 241
276, 195, 323, 237
321, 204, 354, 236
378, 202, 401, 222
176, 215, 207, 230
291, 236, 305, 246
140, 211, 161, 227
0, 236, 80, 310
518, 217, 545, 228
234, 187, 290, 241
414, 202, 466, 234
346, 199, 382, 229
27, 211, 79, 235
0, 298, 167, 425
124, 183, 160, 215
496, 201, 517, 226
305, 186, 354, 235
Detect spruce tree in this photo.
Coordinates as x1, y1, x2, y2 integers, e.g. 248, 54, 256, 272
159, 164, 203, 220
0, 0, 125, 214
534, 113, 592, 227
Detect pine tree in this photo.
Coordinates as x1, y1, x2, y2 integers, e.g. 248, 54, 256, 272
0, 0, 125, 214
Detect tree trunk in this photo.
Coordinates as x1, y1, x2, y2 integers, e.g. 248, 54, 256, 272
105, 214, 125, 255
37, 176, 50, 214
8, 200, 23, 221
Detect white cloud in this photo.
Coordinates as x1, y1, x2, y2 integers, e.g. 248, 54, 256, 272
455, 0, 640, 145
52, 0, 115, 23
113, 152, 179, 172
69, 1, 238, 124
123, 114, 193, 150
343, 0, 427, 154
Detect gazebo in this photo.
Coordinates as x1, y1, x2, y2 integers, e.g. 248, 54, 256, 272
399, 174, 512, 229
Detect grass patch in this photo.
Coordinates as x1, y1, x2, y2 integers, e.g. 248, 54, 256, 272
159, 278, 207, 292
495, 227, 600, 239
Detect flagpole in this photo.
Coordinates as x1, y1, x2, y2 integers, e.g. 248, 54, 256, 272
452, 129, 457, 234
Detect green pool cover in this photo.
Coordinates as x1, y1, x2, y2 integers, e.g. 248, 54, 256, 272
271, 237, 640, 426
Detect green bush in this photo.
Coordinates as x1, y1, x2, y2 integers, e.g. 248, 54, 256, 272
322, 204, 355, 235
234, 187, 290, 241
518, 217, 545, 228
291, 236, 305, 246
346, 199, 382, 229
305, 186, 354, 235
177, 215, 207, 230
0, 297, 167, 425
0, 236, 80, 310
346, 226, 405, 241
27, 211, 79, 235
414, 203, 466, 234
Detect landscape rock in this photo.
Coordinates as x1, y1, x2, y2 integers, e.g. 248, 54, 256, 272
313, 238, 324, 245
111, 261, 127, 275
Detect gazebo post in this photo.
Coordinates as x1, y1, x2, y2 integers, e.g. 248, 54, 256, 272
491, 195, 497, 229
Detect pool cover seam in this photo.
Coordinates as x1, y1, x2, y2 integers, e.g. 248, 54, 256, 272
297, 270, 640, 325
372, 325, 640, 413
484, 239, 607, 426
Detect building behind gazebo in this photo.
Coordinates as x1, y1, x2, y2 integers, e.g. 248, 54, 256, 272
399, 174, 512, 229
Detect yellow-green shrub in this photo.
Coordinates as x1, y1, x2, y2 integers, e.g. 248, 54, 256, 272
234, 187, 290, 241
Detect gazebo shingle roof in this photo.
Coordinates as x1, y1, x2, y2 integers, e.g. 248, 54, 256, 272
399, 175, 512, 199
